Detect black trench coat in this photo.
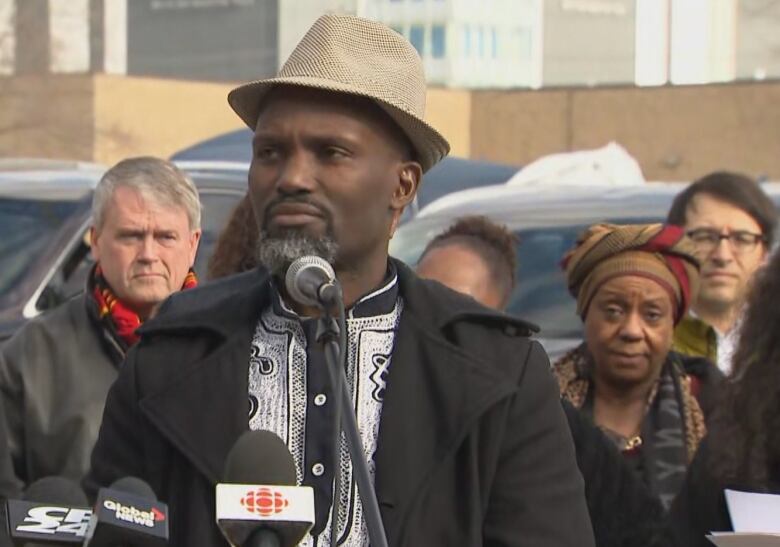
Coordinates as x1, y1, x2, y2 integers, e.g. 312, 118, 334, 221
85, 260, 594, 547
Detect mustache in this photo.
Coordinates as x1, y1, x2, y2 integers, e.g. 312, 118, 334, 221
261, 196, 332, 229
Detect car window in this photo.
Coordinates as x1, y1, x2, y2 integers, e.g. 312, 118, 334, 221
0, 197, 83, 308
506, 227, 582, 337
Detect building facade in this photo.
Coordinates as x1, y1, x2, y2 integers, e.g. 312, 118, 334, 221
1, 0, 779, 88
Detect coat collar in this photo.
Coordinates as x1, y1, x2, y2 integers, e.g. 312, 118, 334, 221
136, 261, 536, 525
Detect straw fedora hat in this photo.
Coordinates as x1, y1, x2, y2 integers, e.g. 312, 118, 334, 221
227, 13, 450, 172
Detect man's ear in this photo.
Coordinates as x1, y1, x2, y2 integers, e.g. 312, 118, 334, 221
392, 162, 422, 209
88, 225, 101, 262
389, 161, 422, 235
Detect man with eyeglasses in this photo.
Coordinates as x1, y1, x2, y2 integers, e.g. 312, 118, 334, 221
666, 171, 778, 375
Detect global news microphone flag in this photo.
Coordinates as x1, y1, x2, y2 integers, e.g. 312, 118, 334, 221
82, 477, 168, 547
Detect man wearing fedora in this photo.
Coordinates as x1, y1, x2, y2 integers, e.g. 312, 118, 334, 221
86, 14, 593, 547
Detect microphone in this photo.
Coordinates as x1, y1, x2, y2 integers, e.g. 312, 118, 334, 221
82, 477, 168, 546
5, 476, 91, 545
215, 430, 314, 547
284, 256, 341, 309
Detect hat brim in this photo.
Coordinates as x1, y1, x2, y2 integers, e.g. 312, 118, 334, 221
227, 76, 450, 173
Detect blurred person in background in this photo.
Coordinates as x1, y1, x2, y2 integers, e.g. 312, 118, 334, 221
416, 215, 516, 310
666, 246, 780, 546
207, 193, 258, 280
667, 171, 777, 375
0, 156, 201, 487
553, 223, 723, 510
417, 216, 666, 547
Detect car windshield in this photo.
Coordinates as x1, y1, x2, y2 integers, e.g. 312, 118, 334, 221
391, 217, 655, 339
0, 197, 83, 307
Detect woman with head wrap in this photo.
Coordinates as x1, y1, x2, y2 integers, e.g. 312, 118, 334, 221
553, 223, 723, 510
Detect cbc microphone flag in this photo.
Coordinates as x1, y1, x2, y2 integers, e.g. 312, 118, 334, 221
216, 484, 315, 523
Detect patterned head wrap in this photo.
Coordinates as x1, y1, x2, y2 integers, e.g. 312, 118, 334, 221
562, 223, 699, 324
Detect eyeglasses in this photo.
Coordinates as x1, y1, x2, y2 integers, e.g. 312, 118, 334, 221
686, 228, 766, 254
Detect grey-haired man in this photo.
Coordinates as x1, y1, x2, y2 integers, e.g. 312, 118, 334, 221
87, 15, 593, 547
0, 157, 201, 489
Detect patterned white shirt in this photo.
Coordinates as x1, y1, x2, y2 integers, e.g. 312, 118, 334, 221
248, 267, 402, 547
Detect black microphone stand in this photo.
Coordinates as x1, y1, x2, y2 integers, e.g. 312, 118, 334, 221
315, 286, 389, 547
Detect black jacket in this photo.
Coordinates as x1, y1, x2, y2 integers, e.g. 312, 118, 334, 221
664, 436, 750, 547
0, 295, 123, 487
85, 261, 594, 547
563, 400, 665, 547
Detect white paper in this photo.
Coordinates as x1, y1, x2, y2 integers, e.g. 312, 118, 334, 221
708, 533, 780, 547
725, 489, 780, 534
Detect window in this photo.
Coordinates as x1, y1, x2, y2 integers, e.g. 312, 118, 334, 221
516, 27, 532, 58
477, 27, 484, 58
409, 25, 425, 55
431, 25, 445, 58
491, 28, 498, 58
463, 26, 471, 56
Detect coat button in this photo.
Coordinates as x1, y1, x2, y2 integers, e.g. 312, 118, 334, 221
314, 394, 327, 406
312, 463, 325, 476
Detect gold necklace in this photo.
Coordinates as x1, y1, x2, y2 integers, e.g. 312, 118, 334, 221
624, 435, 643, 451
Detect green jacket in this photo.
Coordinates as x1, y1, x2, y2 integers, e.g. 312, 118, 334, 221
672, 315, 717, 363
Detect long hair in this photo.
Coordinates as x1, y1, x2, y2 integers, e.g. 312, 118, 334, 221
207, 194, 259, 280
709, 249, 780, 488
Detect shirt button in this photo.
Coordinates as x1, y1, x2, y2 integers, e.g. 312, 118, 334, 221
314, 394, 327, 406
312, 463, 325, 477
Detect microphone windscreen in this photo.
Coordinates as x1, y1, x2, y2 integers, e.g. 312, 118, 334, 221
223, 430, 297, 486
22, 477, 88, 506
108, 477, 157, 500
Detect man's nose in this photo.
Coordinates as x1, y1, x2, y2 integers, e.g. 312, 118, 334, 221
276, 151, 317, 195
136, 235, 159, 262
709, 232, 735, 264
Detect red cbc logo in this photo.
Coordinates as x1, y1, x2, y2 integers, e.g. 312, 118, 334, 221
241, 488, 289, 517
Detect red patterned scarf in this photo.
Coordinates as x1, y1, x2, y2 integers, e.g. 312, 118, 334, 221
92, 264, 198, 348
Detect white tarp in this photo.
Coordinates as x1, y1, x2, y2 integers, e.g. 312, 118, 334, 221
506, 142, 646, 188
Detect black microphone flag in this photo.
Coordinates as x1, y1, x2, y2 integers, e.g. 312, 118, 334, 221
5, 476, 91, 545
82, 477, 168, 546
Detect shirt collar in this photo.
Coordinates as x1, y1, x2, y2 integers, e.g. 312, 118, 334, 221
269, 261, 399, 320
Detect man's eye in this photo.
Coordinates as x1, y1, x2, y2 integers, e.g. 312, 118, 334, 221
691, 231, 717, 243
733, 232, 758, 245
323, 146, 349, 159
255, 146, 278, 160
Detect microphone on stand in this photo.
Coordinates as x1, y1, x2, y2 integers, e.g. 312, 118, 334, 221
284, 256, 340, 310
5, 476, 91, 545
283, 257, 389, 547
215, 430, 314, 547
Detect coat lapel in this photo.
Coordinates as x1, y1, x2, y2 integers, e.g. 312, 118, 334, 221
137, 270, 270, 484
374, 263, 520, 541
